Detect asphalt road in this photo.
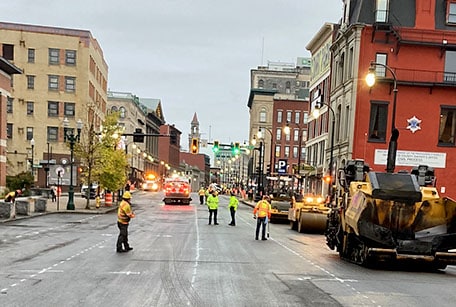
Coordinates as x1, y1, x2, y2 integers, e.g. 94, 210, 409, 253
0, 191, 455, 306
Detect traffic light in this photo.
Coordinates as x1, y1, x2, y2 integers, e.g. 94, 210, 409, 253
266, 165, 271, 175
234, 142, 240, 155
213, 140, 220, 153
133, 128, 144, 143
191, 138, 199, 154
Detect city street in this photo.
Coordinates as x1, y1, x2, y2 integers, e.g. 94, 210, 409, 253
0, 191, 455, 307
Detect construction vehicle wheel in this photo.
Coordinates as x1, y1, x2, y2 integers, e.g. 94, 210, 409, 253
298, 212, 327, 233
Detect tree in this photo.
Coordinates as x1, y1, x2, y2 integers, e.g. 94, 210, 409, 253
74, 111, 128, 208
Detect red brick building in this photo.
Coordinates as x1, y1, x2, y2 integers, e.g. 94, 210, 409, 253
330, 0, 456, 198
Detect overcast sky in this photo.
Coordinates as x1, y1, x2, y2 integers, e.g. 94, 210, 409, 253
1, 0, 342, 153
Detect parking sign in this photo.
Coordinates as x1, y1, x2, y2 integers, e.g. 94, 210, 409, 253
277, 159, 287, 174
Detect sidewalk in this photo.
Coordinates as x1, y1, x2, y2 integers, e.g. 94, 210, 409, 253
0, 193, 118, 223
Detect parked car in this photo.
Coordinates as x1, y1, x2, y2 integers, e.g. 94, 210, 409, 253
81, 184, 103, 199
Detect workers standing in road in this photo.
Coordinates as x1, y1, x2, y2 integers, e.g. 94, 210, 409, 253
253, 195, 271, 240
206, 190, 219, 225
116, 191, 135, 253
198, 187, 206, 205
228, 191, 239, 226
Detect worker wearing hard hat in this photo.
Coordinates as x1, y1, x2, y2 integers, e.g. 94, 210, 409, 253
116, 191, 135, 253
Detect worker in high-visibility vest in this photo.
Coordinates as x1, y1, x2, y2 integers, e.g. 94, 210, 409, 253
206, 190, 219, 225
253, 195, 271, 240
116, 191, 135, 253
198, 187, 206, 205
228, 191, 239, 226
4, 189, 22, 203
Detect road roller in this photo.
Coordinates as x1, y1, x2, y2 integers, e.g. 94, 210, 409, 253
325, 160, 456, 270
288, 194, 330, 233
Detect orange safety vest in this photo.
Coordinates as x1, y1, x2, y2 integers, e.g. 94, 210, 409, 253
253, 200, 271, 218
117, 200, 134, 224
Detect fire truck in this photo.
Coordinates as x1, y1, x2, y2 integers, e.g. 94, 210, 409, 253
163, 176, 192, 205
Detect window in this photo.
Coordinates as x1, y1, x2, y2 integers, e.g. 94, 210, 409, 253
48, 75, 59, 90
375, 0, 389, 22
448, 2, 456, 23
64, 102, 75, 117
49, 48, 60, 64
26, 127, 33, 141
259, 108, 266, 123
375, 53, 387, 77
111, 106, 118, 113
444, 50, 456, 82
119, 107, 126, 118
65, 76, 76, 92
64, 127, 74, 140
7, 97, 13, 113
65, 50, 76, 65
276, 128, 282, 141
295, 112, 300, 124
27, 75, 35, 89
286, 111, 292, 122
28, 48, 35, 63
272, 83, 277, 89
285, 81, 291, 94
277, 110, 282, 123
439, 107, 456, 145
303, 112, 309, 124
285, 130, 291, 141
293, 146, 299, 158
293, 129, 299, 142
7, 123, 13, 139
258, 79, 264, 89
47, 127, 58, 142
284, 146, 290, 158
275, 145, 280, 157
27, 101, 34, 115
48, 101, 59, 117
368, 101, 388, 142
2, 44, 14, 61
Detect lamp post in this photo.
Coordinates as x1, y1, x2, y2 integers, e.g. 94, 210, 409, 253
366, 61, 399, 173
252, 131, 264, 200
30, 138, 35, 177
63, 117, 83, 210
259, 127, 274, 193
313, 102, 336, 201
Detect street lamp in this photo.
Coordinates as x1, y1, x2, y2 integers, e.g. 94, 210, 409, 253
366, 61, 399, 173
252, 131, 264, 200
312, 101, 335, 201
30, 138, 35, 177
63, 117, 83, 210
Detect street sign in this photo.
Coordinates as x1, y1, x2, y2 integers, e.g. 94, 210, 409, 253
277, 159, 287, 174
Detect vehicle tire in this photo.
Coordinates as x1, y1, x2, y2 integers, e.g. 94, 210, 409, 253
290, 220, 297, 231
298, 215, 305, 233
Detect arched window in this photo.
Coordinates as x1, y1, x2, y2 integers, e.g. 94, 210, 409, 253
259, 108, 267, 123
285, 81, 291, 94
119, 106, 126, 118
110, 106, 118, 114
258, 79, 264, 89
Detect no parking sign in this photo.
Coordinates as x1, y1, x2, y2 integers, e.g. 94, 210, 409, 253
277, 159, 287, 174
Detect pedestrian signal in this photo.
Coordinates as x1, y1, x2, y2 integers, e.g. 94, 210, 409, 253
191, 138, 199, 154
323, 175, 332, 184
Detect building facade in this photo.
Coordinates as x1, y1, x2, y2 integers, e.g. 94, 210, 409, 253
248, 60, 311, 194
1, 22, 107, 189
0, 57, 22, 193
330, 0, 456, 199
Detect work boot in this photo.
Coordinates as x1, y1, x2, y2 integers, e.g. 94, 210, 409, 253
126, 247, 133, 251
261, 238, 268, 241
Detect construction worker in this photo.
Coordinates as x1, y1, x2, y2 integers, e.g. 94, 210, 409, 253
4, 189, 22, 203
253, 195, 271, 240
228, 191, 239, 226
198, 187, 206, 205
206, 190, 219, 225
116, 191, 135, 253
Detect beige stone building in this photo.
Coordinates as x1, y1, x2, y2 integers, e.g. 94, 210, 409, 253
0, 22, 107, 188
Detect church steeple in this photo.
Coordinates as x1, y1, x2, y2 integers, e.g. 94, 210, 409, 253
189, 112, 200, 150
